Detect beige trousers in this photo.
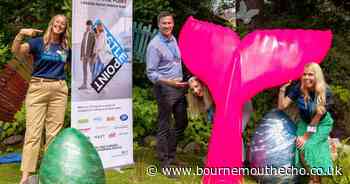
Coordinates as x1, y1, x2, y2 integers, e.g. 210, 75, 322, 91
21, 77, 68, 172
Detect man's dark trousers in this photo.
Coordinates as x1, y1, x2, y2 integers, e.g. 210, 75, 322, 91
153, 83, 188, 167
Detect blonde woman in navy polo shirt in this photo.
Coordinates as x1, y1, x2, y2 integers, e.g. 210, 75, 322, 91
11, 14, 70, 184
278, 63, 333, 184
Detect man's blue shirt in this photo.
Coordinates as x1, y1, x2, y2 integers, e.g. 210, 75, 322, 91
146, 33, 183, 83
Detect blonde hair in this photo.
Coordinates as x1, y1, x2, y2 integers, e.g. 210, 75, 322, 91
187, 77, 213, 119
300, 62, 327, 114
43, 14, 69, 50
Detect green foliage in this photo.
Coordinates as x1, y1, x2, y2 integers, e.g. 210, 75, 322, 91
134, 0, 224, 35
169, 1, 222, 36
133, 86, 158, 141
322, 34, 350, 88
64, 96, 71, 128
0, 106, 26, 142
0, 42, 10, 70
133, 63, 152, 88
134, 0, 173, 25
0, 0, 65, 40
331, 85, 350, 104
62, 0, 72, 46
324, 139, 350, 184
183, 116, 211, 148
132, 83, 211, 148
329, 85, 350, 138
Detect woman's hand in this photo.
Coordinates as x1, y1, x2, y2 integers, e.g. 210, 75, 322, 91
296, 134, 309, 149
280, 80, 292, 92
12, 29, 42, 56
278, 80, 293, 110
316, 106, 326, 116
19, 28, 43, 37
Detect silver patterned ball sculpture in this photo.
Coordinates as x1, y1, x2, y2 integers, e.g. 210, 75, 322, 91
249, 109, 298, 184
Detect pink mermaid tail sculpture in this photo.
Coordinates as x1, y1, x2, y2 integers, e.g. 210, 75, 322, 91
179, 17, 332, 184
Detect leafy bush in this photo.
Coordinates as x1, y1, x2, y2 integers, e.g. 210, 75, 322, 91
331, 85, 350, 105
0, 106, 26, 153
133, 85, 211, 148
0, 33, 11, 69
324, 139, 350, 184
134, 0, 173, 25
0, 106, 26, 141
329, 85, 350, 139
64, 96, 71, 128
133, 86, 158, 142
183, 116, 211, 148
133, 63, 152, 88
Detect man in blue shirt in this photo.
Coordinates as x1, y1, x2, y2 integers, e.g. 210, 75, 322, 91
146, 11, 188, 174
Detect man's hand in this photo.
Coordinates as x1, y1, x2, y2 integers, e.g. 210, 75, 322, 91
161, 79, 188, 88
175, 81, 188, 88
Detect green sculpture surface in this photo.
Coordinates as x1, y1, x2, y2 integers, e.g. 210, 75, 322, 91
39, 128, 106, 184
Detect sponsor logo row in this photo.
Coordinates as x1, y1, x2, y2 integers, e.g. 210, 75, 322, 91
80, 131, 129, 141
78, 125, 129, 134
78, 114, 129, 124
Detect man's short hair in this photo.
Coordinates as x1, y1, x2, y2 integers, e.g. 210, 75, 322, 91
86, 20, 93, 25
157, 11, 175, 24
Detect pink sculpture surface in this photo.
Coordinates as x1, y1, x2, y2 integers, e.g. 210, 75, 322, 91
179, 16, 332, 184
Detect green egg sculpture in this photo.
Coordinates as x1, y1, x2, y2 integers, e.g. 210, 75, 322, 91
39, 128, 106, 184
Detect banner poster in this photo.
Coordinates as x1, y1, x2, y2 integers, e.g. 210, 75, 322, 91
71, 0, 133, 168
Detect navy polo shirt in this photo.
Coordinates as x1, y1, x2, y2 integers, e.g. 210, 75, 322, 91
28, 37, 70, 80
287, 81, 333, 123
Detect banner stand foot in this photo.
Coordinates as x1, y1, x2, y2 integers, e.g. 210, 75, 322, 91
113, 167, 124, 173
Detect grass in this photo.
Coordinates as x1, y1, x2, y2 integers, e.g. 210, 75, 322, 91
0, 147, 258, 184
0, 164, 21, 184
